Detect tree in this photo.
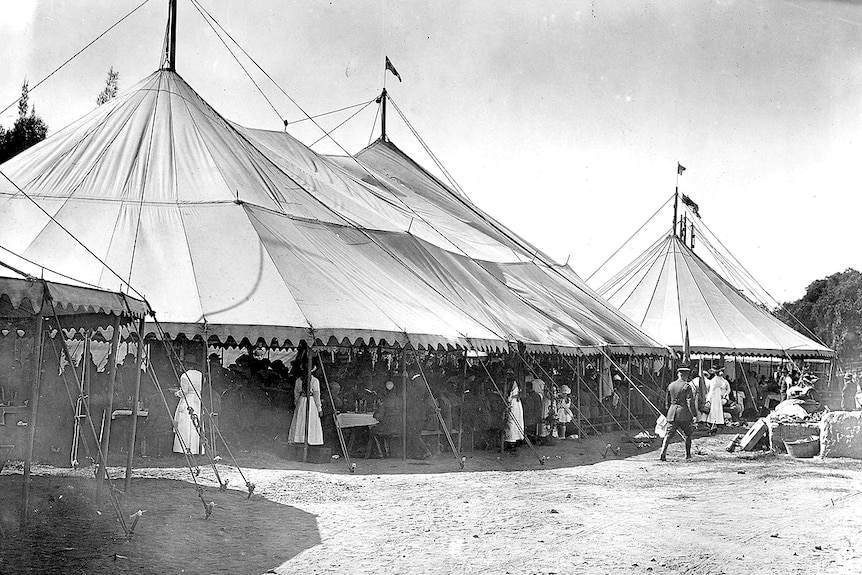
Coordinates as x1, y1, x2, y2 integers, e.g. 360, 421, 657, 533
96, 67, 120, 106
0, 80, 48, 164
778, 268, 862, 363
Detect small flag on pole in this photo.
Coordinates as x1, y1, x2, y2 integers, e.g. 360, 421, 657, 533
681, 193, 700, 218
677, 163, 686, 176
385, 56, 402, 82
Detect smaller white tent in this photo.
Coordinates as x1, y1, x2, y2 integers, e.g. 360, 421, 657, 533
597, 234, 833, 358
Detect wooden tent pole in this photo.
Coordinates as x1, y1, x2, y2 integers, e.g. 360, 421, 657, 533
458, 352, 465, 453
96, 315, 122, 492
123, 319, 146, 492
82, 332, 92, 457
303, 342, 312, 463
200, 340, 216, 458
381, 88, 388, 141
21, 303, 45, 528
167, 0, 177, 71
401, 350, 407, 460
576, 356, 581, 437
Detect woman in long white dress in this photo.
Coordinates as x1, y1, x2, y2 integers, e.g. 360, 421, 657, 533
503, 376, 525, 449
288, 366, 324, 445
706, 370, 730, 431
173, 370, 204, 455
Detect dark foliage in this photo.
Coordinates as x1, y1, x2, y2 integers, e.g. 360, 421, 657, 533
0, 80, 48, 164
778, 268, 862, 363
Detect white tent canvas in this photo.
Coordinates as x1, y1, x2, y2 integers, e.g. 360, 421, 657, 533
0, 70, 664, 354
597, 235, 832, 358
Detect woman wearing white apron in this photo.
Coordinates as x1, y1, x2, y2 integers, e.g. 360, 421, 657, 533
706, 369, 730, 433
173, 370, 204, 455
503, 373, 525, 451
288, 365, 324, 445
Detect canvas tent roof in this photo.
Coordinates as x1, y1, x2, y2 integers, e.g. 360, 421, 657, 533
596, 234, 833, 358
0, 69, 664, 354
0, 272, 148, 333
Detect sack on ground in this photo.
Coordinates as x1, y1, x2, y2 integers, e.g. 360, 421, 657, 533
699, 401, 711, 415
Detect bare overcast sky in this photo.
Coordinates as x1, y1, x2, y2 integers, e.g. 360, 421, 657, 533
2, 0, 861, 303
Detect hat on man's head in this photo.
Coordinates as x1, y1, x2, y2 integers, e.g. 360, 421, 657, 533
560, 384, 572, 394
677, 366, 691, 372
612, 374, 622, 382
385, 380, 395, 390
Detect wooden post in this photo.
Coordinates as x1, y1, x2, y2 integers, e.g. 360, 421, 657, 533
458, 352, 465, 453
575, 356, 581, 437
381, 88, 388, 141
626, 362, 632, 434
401, 349, 407, 460
21, 305, 44, 528
96, 315, 122, 491
82, 332, 92, 457
303, 343, 313, 463
199, 342, 215, 458
123, 319, 146, 492
167, 0, 177, 71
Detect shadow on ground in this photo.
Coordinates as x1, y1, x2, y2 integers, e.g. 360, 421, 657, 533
0, 475, 320, 575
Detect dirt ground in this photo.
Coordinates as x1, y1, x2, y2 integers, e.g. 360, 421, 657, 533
1, 429, 861, 575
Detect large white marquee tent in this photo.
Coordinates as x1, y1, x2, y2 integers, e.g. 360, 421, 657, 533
0, 70, 664, 356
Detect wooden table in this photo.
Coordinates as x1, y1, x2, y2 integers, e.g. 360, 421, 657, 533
336, 412, 378, 456
109, 409, 149, 455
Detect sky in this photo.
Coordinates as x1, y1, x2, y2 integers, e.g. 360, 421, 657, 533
1, 0, 861, 304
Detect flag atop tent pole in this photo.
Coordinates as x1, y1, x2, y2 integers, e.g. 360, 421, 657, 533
385, 56, 402, 82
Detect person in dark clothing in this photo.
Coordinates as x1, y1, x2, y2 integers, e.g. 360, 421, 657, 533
842, 373, 857, 411
372, 381, 402, 457
320, 380, 344, 453
406, 373, 432, 459
659, 366, 696, 461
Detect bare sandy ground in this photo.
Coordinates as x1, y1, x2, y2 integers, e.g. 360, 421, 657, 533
2, 432, 860, 574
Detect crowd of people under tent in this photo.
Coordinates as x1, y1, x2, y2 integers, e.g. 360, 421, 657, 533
1, 327, 858, 464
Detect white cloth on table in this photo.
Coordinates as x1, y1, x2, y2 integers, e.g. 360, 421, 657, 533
706, 376, 730, 425
288, 375, 323, 445
336, 412, 378, 428
173, 370, 204, 455
504, 382, 525, 442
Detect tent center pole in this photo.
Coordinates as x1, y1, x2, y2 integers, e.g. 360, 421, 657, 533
124, 319, 146, 492
21, 304, 45, 528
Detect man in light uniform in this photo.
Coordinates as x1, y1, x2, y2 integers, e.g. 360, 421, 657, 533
659, 366, 696, 461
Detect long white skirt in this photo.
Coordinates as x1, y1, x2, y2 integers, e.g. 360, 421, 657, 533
504, 399, 525, 442
706, 385, 725, 425
288, 396, 324, 445
173, 399, 204, 455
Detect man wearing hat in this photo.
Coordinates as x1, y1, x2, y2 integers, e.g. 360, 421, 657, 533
659, 366, 696, 461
